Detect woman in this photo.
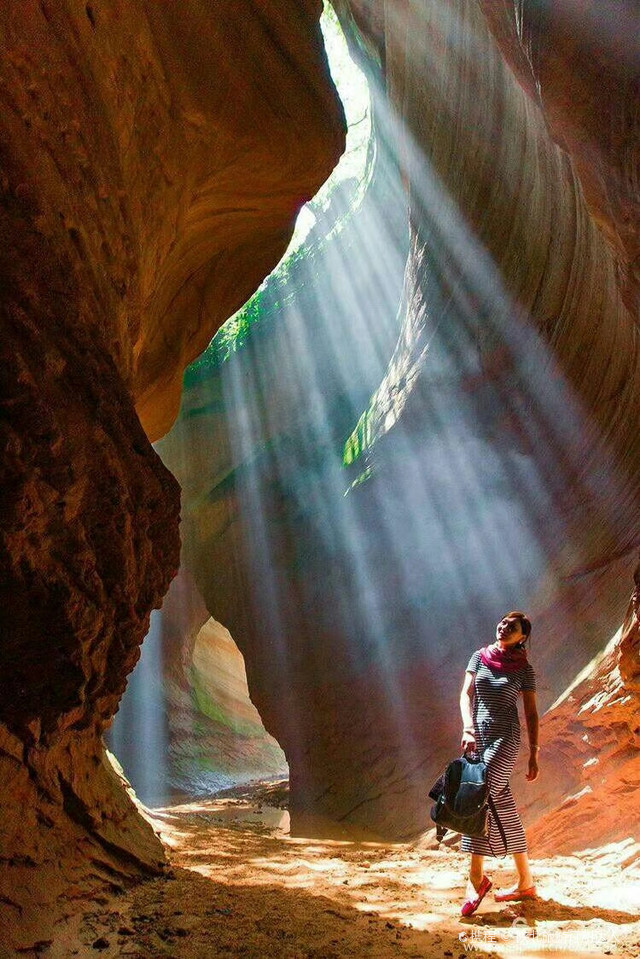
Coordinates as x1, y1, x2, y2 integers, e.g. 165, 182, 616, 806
458, 610, 540, 917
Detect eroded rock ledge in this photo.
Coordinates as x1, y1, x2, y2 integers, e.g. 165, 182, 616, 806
0, 0, 343, 948
523, 563, 640, 858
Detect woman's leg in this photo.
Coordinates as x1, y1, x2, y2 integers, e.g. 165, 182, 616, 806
484, 737, 528, 855
512, 851, 534, 889
462, 852, 491, 915
494, 852, 535, 899
469, 853, 485, 889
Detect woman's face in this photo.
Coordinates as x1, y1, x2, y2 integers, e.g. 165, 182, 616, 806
495, 614, 525, 646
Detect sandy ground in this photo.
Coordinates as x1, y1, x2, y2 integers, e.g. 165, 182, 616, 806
43, 781, 640, 959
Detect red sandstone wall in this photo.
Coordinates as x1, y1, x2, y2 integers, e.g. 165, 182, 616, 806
0, 1, 344, 949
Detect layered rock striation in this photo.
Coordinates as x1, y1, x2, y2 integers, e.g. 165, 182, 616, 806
166, 0, 640, 840
478, 0, 640, 320
0, 0, 344, 948
109, 567, 287, 804
158, 70, 413, 837
330, 0, 640, 834
1, 0, 639, 947
517, 561, 640, 858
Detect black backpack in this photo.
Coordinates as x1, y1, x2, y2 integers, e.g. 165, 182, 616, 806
428, 753, 507, 855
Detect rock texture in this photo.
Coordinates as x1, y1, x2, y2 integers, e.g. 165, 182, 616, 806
109, 568, 287, 804
521, 561, 640, 858
0, 193, 181, 947
157, 91, 413, 837
477, 0, 640, 319
164, 0, 640, 842
2, 0, 640, 946
0, 0, 343, 949
346, 0, 640, 564
186, 617, 288, 792
331, 0, 640, 832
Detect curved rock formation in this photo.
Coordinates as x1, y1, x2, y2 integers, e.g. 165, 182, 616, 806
0, 193, 181, 948
165, 0, 640, 842
330, 0, 640, 833
109, 567, 287, 803
520, 562, 640, 858
0, 0, 344, 948
186, 617, 288, 790
2, 0, 640, 945
477, 0, 640, 319
158, 78, 412, 837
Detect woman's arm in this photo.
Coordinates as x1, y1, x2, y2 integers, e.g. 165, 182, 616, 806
460, 671, 476, 751
522, 689, 540, 781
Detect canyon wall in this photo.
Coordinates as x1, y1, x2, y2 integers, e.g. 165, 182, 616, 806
522, 563, 640, 858
2, 0, 639, 947
0, 0, 343, 949
165, 0, 640, 840
108, 568, 287, 805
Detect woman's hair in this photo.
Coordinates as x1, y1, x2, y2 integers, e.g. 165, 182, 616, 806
506, 610, 532, 645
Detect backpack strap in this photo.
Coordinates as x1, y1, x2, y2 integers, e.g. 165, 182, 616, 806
487, 794, 508, 857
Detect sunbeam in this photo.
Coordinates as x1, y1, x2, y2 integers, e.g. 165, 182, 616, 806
156, 0, 640, 839
109, 609, 169, 806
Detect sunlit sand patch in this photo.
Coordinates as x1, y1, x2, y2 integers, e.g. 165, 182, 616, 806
50, 782, 640, 958
138, 788, 640, 959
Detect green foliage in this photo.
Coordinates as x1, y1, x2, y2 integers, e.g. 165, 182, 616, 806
183, 4, 372, 389
343, 406, 373, 466
345, 464, 374, 493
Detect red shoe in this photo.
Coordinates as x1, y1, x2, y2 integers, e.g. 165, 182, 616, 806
494, 884, 537, 902
461, 875, 492, 916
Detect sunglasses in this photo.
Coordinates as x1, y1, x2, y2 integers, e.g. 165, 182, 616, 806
500, 619, 521, 633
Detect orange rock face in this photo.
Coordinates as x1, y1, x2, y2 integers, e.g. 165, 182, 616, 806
0, 1, 345, 437
375, 0, 640, 846
1, 0, 639, 944
108, 568, 287, 802
0, 0, 344, 948
477, 0, 640, 319
522, 566, 640, 855
343, 0, 640, 845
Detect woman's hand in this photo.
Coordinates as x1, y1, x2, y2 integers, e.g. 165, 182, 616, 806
461, 729, 477, 752
526, 750, 539, 781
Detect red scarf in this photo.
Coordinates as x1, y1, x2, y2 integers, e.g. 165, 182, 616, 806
480, 643, 528, 673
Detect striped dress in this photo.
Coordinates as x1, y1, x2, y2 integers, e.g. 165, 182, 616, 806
460, 649, 536, 856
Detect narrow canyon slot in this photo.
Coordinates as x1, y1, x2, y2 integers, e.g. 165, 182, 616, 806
1, 1, 639, 955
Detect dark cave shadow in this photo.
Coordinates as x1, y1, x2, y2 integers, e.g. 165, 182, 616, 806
462, 896, 640, 927
104, 865, 476, 957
